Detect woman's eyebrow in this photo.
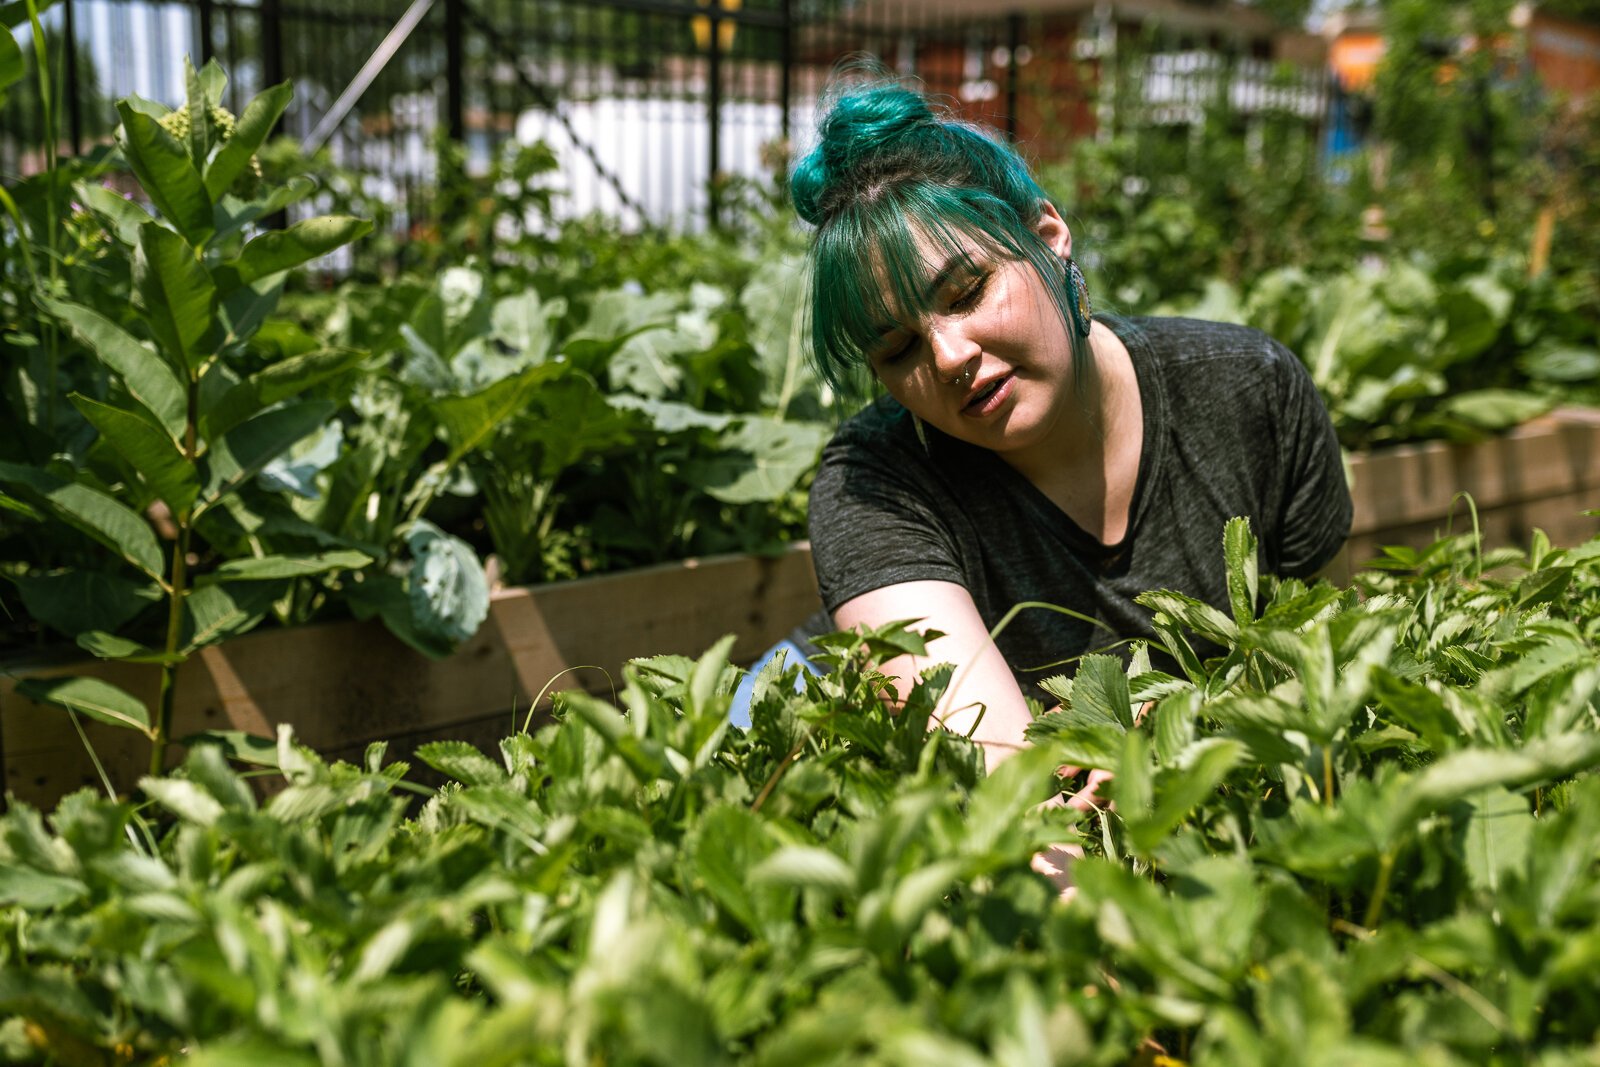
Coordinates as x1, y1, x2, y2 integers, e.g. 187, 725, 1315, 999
864, 253, 981, 347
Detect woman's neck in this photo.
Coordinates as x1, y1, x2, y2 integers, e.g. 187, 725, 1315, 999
1004, 321, 1144, 543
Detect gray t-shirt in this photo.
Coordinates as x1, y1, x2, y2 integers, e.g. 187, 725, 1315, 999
803, 314, 1353, 704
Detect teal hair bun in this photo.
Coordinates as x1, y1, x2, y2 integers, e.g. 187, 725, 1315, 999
792, 80, 937, 226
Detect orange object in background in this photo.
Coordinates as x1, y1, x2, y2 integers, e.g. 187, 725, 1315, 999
1331, 31, 1384, 92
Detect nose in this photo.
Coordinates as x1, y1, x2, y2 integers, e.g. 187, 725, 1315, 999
928, 320, 979, 385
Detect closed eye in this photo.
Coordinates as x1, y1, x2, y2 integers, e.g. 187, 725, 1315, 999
948, 273, 988, 312
873, 332, 916, 367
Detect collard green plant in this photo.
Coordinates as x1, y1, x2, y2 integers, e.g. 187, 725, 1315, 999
0, 60, 373, 771
4, 520, 1600, 1063
1160, 255, 1598, 448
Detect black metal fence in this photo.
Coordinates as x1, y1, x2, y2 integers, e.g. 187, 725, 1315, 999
3, 0, 1329, 233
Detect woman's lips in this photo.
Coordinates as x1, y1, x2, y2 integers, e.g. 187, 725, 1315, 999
962, 372, 1015, 417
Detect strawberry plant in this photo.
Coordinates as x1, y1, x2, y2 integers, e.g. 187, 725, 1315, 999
3, 519, 1600, 1063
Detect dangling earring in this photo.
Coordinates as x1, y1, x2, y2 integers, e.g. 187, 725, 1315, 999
912, 414, 930, 455
1064, 257, 1093, 339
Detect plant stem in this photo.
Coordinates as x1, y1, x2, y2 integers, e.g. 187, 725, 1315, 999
25, 0, 62, 438
152, 522, 191, 777
1363, 850, 1395, 930
1322, 745, 1335, 807
152, 379, 200, 777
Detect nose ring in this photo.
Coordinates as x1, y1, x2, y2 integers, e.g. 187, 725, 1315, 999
955, 368, 972, 386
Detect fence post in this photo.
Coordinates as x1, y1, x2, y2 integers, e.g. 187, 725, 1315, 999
445, 0, 464, 142
262, 0, 283, 89
197, 0, 214, 64
1005, 11, 1021, 140
780, 0, 792, 148
708, 0, 724, 229
62, 0, 81, 156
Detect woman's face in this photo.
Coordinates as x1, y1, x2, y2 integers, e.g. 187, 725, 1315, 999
866, 203, 1076, 457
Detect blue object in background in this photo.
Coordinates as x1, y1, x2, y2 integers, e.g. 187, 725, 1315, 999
729, 638, 821, 727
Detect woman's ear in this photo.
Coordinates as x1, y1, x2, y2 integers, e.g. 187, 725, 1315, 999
1034, 200, 1073, 259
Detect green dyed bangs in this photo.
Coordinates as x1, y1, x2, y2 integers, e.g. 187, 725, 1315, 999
807, 183, 1080, 398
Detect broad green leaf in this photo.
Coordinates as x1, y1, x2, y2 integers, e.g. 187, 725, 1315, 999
75, 630, 182, 664
198, 399, 335, 511
257, 421, 342, 498
1371, 668, 1458, 754
1517, 345, 1600, 384
218, 273, 285, 347
432, 364, 561, 466
133, 222, 217, 370
752, 846, 856, 895
963, 743, 1072, 858
690, 804, 785, 935
1440, 389, 1553, 432
405, 519, 488, 647
0, 865, 87, 909
6, 569, 161, 639
73, 181, 152, 244
115, 104, 213, 242
69, 392, 198, 514
1129, 738, 1246, 855
1069, 654, 1136, 730
684, 417, 830, 504
452, 786, 546, 847
181, 582, 282, 652
182, 57, 212, 168
1224, 516, 1259, 627
201, 550, 370, 583
212, 176, 317, 242
741, 256, 810, 411
205, 81, 291, 199
138, 777, 225, 826
16, 676, 153, 735
0, 461, 165, 579
0, 0, 62, 31
217, 215, 373, 291
344, 573, 454, 660
1396, 733, 1600, 832
0, 19, 20, 94
1462, 787, 1534, 895
1139, 589, 1239, 644
204, 346, 364, 439
1112, 729, 1154, 827
181, 730, 281, 768
573, 286, 677, 341
416, 740, 506, 787
490, 288, 563, 361
38, 294, 186, 438
608, 393, 733, 433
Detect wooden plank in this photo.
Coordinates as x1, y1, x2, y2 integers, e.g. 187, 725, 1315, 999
3, 545, 821, 809
1346, 413, 1600, 535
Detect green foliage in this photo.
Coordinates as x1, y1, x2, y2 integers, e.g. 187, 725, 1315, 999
5, 523, 1600, 1062
0, 60, 372, 771
1156, 253, 1598, 448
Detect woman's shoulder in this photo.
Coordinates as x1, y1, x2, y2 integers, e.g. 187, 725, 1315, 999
823, 395, 920, 456
1110, 313, 1295, 371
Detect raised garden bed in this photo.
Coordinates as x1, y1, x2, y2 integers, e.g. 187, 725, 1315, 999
5, 407, 1599, 808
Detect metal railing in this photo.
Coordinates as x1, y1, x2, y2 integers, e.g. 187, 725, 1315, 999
2, 0, 1330, 235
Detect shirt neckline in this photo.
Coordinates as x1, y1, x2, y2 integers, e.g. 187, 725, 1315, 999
986, 313, 1168, 559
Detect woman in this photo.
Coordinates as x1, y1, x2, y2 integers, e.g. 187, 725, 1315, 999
752, 75, 1351, 775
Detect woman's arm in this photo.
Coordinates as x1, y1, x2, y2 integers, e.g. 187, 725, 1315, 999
832, 579, 1034, 773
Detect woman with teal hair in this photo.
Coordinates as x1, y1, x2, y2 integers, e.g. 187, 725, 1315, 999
739, 73, 1350, 798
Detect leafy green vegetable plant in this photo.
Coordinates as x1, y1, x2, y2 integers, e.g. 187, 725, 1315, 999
4, 519, 1600, 1063
0, 60, 372, 772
